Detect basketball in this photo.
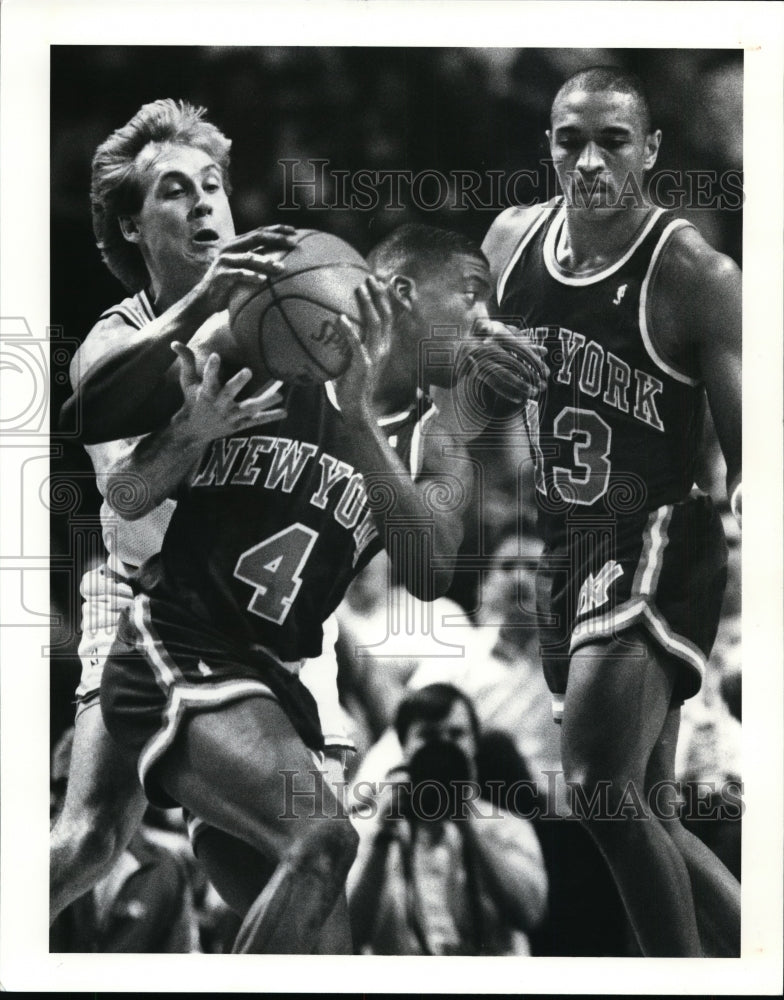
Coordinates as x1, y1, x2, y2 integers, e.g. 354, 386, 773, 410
228, 230, 370, 385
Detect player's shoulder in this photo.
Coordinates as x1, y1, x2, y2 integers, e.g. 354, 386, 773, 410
483, 200, 560, 285
651, 218, 741, 351
482, 203, 550, 268
658, 221, 741, 295
69, 310, 139, 389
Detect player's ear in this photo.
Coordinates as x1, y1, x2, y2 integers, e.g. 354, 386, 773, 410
388, 274, 415, 312
643, 129, 662, 171
118, 215, 141, 244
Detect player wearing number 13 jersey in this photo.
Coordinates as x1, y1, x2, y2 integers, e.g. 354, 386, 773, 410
483, 68, 741, 958
493, 199, 728, 705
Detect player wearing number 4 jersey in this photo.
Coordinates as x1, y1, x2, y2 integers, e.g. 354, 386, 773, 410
483, 67, 741, 957
55, 99, 374, 952
50, 287, 356, 927
66, 109, 545, 954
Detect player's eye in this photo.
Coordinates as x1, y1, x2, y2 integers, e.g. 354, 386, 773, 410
464, 291, 478, 304
164, 185, 185, 198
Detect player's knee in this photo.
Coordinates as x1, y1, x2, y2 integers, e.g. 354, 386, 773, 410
293, 818, 359, 881
562, 751, 642, 817
53, 812, 121, 877
317, 817, 359, 873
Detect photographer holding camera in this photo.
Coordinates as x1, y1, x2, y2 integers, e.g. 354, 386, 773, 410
347, 684, 548, 955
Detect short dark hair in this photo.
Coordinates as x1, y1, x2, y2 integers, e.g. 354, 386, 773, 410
394, 682, 481, 746
91, 99, 233, 291
368, 223, 487, 281
552, 66, 653, 134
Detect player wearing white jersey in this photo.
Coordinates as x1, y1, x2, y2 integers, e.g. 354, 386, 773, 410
49, 105, 353, 932
52, 288, 356, 924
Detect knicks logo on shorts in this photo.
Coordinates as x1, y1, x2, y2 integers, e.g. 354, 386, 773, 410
577, 560, 623, 615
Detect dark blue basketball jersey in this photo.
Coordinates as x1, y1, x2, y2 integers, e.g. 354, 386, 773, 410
495, 202, 707, 545
135, 381, 433, 662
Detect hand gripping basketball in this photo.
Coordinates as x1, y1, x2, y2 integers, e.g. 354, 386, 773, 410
228, 230, 370, 385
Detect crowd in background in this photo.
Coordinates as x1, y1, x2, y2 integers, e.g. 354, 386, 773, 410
49, 45, 742, 954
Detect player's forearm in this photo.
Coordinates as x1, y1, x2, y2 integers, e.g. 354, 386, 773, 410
64, 292, 219, 443
341, 407, 462, 600
103, 418, 207, 520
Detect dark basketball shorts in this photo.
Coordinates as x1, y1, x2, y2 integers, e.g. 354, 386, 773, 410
100, 593, 324, 808
536, 492, 728, 721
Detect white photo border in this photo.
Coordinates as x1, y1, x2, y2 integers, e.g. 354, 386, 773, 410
1, 0, 782, 992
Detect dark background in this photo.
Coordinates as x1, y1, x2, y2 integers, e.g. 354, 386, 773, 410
50, 45, 743, 743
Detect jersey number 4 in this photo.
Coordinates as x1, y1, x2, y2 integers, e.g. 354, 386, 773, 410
233, 523, 318, 624
526, 402, 612, 506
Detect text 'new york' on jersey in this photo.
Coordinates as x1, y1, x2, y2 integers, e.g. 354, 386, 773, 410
135, 380, 433, 664
495, 200, 707, 546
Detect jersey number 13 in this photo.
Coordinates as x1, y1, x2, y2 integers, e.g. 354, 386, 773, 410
525, 402, 612, 506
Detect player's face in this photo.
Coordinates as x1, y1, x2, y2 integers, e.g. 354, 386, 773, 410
548, 89, 661, 213
403, 701, 478, 773
122, 143, 235, 291
410, 253, 492, 342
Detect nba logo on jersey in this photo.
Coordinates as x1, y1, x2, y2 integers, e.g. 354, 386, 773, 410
612, 284, 628, 306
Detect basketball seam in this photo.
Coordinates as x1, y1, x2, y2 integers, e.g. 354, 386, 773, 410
263, 261, 369, 294
231, 231, 366, 381
265, 277, 339, 381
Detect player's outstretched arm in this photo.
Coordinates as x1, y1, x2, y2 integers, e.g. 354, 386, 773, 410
653, 227, 742, 520
86, 347, 286, 520
334, 279, 469, 601
61, 225, 296, 443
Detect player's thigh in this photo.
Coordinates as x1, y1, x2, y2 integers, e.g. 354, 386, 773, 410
644, 703, 681, 791
155, 695, 344, 860
59, 699, 146, 827
561, 628, 678, 785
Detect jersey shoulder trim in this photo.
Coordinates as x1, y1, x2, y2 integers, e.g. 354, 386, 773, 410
638, 219, 700, 386
496, 201, 557, 304
409, 401, 439, 480
98, 289, 156, 330
324, 380, 418, 429
543, 207, 666, 287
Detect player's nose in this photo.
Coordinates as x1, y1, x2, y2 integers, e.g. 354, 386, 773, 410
576, 141, 604, 173
190, 190, 213, 219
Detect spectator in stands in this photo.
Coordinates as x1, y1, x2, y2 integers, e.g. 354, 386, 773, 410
347, 683, 547, 955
